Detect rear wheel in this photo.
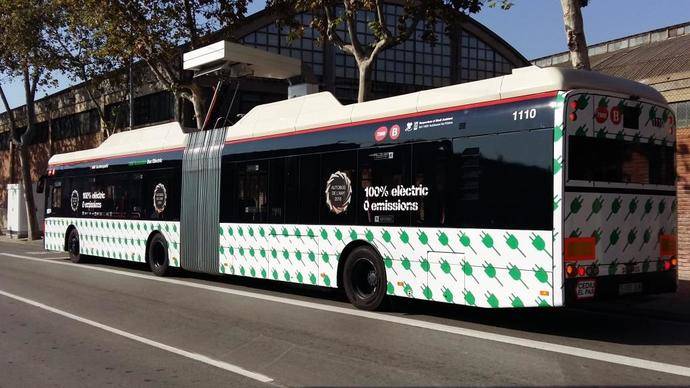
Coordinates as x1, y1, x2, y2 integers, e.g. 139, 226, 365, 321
67, 228, 83, 263
148, 233, 170, 277
342, 246, 387, 310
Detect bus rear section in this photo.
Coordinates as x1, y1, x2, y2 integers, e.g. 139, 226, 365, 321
562, 91, 678, 303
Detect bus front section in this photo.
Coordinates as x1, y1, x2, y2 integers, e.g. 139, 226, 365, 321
562, 91, 678, 303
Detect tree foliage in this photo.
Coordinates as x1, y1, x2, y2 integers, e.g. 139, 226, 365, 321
268, 0, 511, 102
47, 1, 125, 137
68, 0, 250, 129
0, 0, 64, 240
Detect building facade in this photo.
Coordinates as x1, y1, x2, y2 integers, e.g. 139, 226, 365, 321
534, 22, 690, 280
0, 3, 529, 233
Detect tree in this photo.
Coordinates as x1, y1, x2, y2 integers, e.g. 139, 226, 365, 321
268, 0, 511, 103
560, 0, 590, 70
49, 2, 125, 138
71, 0, 250, 129
0, 0, 62, 240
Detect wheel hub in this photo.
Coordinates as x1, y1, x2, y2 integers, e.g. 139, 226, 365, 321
69, 237, 79, 255
367, 270, 378, 288
352, 257, 378, 299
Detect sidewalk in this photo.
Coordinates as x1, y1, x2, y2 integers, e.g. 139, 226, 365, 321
0, 234, 45, 248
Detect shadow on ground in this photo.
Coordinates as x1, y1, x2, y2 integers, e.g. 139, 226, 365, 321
83, 255, 690, 347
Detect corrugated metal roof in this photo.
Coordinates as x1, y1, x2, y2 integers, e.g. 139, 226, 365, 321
544, 32, 690, 103
587, 34, 690, 81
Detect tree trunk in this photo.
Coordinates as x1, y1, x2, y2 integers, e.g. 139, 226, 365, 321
561, 0, 591, 70
190, 85, 209, 129
20, 66, 41, 240
18, 144, 40, 240
357, 62, 373, 103
8, 140, 15, 182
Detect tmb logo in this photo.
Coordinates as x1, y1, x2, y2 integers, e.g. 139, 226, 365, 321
374, 126, 388, 142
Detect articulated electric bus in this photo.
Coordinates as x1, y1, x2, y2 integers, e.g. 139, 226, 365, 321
44, 66, 678, 310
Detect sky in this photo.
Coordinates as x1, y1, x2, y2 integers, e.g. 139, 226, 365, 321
2, 0, 689, 112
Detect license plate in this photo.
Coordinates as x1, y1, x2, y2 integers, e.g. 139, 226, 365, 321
619, 282, 643, 295
576, 279, 596, 299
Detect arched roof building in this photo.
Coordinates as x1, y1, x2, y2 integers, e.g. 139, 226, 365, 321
232, 3, 528, 106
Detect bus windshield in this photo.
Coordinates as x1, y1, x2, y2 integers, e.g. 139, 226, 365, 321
567, 136, 675, 185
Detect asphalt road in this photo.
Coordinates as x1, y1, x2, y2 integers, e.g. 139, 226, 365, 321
1, 240, 690, 387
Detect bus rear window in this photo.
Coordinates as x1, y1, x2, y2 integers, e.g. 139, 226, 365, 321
568, 136, 674, 185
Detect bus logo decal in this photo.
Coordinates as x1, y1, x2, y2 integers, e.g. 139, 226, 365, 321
325, 171, 352, 214
374, 126, 388, 142
595, 97, 609, 124
70, 190, 79, 212
153, 183, 167, 214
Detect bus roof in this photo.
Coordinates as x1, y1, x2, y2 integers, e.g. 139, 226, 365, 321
49, 66, 666, 167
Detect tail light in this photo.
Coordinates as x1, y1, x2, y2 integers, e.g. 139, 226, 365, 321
566, 264, 577, 277
585, 265, 599, 276
663, 260, 672, 271
670, 257, 678, 268
577, 266, 586, 277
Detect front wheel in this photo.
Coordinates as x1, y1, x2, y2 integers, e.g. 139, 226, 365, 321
147, 233, 170, 277
67, 228, 84, 263
342, 246, 387, 310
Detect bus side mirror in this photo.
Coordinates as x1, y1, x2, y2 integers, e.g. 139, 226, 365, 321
36, 174, 46, 194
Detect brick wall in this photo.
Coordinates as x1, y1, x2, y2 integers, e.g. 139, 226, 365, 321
677, 128, 690, 280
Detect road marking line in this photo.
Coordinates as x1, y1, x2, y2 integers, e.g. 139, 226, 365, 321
25, 251, 54, 255
0, 287, 274, 384
4, 252, 690, 378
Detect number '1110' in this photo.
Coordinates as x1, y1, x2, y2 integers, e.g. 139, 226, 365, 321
512, 108, 537, 121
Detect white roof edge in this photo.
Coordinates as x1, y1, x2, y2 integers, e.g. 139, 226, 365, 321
49, 121, 188, 166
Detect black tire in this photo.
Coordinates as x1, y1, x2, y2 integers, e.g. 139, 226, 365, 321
147, 233, 170, 277
67, 228, 84, 263
342, 246, 387, 311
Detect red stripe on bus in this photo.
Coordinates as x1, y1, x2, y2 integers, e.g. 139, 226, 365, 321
49, 90, 558, 167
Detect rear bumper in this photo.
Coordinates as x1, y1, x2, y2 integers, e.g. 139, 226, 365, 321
564, 269, 678, 304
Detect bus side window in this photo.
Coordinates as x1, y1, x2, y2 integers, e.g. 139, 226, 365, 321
268, 158, 285, 223
412, 141, 452, 226
220, 162, 234, 223
284, 156, 299, 224
235, 161, 269, 223
130, 173, 144, 219
298, 154, 320, 224
47, 180, 62, 216
452, 130, 552, 230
